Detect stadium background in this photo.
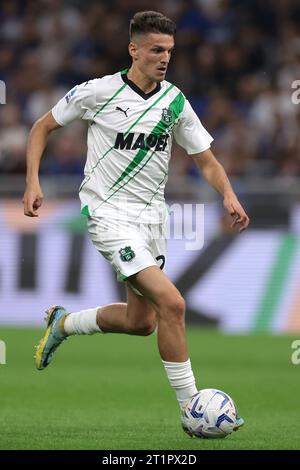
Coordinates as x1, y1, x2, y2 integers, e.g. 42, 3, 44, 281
1, 0, 300, 451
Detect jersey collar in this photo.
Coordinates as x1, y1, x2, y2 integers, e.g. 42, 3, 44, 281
120, 70, 161, 100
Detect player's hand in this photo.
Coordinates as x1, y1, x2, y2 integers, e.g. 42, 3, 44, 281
23, 182, 44, 217
223, 193, 250, 232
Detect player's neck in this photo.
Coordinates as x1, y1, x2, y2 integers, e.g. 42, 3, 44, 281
127, 67, 158, 94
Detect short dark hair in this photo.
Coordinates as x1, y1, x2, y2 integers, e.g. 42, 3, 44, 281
129, 11, 176, 40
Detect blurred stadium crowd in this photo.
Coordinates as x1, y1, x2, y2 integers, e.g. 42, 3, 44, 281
1, 0, 300, 182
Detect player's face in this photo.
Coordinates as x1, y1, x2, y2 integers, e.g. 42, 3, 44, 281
130, 33, 174, 82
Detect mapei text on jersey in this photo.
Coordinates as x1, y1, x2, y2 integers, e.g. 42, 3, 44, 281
114, 132, 169, 152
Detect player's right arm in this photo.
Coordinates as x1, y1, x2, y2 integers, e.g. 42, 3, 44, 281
23, 80, 97, 217
23, 111, 61, 217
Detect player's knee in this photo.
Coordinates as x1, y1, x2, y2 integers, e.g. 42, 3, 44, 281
136, 321, 157, 336
159, 293, 185, 322
128, 318, 157, 336
170, 295, 185, 320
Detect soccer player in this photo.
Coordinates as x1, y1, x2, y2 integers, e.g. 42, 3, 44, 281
23, 11, 249, 433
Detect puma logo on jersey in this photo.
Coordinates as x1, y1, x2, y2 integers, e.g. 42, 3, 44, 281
116, 106, 130, 117
114, 132, 169, 152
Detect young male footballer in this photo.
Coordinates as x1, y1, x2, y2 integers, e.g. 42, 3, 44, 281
23, 11, 249, 433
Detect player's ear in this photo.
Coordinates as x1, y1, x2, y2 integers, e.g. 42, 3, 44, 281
128, 41, 138, 61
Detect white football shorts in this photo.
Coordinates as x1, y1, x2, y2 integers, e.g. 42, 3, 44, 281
87, 216, 167, 283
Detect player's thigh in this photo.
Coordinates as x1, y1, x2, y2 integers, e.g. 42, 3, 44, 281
129, 265, 185, 313
126, 283, 157, 326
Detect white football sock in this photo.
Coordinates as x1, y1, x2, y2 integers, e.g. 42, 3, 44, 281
162, 359, 198, 409
63, 307, 102, 335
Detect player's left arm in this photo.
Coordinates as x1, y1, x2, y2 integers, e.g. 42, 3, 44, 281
192, 149, 250, 232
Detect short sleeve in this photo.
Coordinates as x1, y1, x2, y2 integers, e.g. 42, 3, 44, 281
173, 99, 213, 154
51, 80, 97, 126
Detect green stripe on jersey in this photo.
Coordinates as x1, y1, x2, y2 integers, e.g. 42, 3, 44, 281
134, 174, 167, 220
91, 91, 185, 213
79, 83, 175, 195
81, 205, 90, 217
123, 84, 174, 138
93, 146, 159, 212
93, 83, 127, 119
110, 91, 185, 190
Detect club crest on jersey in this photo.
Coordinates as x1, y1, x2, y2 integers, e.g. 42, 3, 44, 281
119, 246, 135, 262
161, 108, 173, 124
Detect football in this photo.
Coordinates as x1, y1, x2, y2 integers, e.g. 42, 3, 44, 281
182, 388, 241, 438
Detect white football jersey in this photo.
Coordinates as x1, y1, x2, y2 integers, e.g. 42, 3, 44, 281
52, 70, 213, 222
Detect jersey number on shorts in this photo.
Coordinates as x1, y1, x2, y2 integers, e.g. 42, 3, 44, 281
156, 255, 165, 270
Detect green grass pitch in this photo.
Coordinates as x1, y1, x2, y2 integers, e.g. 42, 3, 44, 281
1, 328, 299, 450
